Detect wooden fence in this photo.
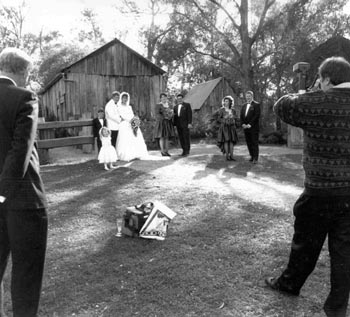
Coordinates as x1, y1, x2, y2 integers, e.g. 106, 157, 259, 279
37, 119, 94, 149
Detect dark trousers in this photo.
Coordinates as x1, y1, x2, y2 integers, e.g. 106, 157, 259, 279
176, 126, 190, 154
111, 130, 119, 148
0, 207, 48, 317
243, 128, 259, 160
96, 138, 102, 153
278, 193, 350, 317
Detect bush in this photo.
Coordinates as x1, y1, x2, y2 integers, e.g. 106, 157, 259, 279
140, 118, 159, 150
260, 131, 287, 144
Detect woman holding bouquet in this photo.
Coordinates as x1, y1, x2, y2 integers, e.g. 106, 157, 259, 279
216, 96, 238, 161
153, 92, 175, 156
116, 92, 148, 161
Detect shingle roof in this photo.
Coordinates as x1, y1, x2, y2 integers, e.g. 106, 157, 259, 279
183, 77, 222, 110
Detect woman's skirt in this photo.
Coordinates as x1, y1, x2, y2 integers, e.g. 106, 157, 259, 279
153, 119, 175, 139
217, 123, 238, 154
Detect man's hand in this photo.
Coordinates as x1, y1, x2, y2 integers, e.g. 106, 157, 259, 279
188, 123, 193, 129
0, 196, 6, 203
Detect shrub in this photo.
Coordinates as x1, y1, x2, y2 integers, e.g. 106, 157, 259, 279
260, 131, 287, 144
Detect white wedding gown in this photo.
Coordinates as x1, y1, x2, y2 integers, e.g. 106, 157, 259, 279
116, 104, 148, 161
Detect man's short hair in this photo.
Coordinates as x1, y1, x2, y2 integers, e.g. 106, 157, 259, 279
97, 108, 104, 113
111, 91, 120, 97
318, 56, 350, 85
246, 91, 254, 96
0, 47, 32, 74
177, 93, 184, 98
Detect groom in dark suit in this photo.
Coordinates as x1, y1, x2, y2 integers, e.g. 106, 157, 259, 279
173, 93, 192, 156
240, 90, 261, 164
0, 48, 48, 316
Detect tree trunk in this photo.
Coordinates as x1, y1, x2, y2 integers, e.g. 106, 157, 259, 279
275, 80, 282, 131
240, 0, 254, 91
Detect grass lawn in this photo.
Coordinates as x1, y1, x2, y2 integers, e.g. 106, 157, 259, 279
2, 144, 332, 316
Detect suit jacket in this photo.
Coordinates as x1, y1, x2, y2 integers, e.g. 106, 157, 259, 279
92, 118, 107, 138
0, 77, 47, 210
240, 100, 260, 131
173, 102, 192, 128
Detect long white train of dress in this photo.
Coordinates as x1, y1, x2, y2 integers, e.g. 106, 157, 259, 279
116, 105, 148, 161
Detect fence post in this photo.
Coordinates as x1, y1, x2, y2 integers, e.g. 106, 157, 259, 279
37, 117, 51, 165
80, 112, 93, 153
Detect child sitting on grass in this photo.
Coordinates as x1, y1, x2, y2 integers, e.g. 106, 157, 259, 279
98, 127, 118, 170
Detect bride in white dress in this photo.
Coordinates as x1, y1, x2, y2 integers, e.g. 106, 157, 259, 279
116, 92, 149, 161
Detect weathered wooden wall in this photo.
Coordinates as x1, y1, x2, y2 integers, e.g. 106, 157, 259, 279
40, 39, 165, 121
68, 41, 160, 76
42, 74, 164, 121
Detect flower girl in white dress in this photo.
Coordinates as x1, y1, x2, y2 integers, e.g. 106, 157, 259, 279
116, 92, 148, 161
98, 127, 118, 170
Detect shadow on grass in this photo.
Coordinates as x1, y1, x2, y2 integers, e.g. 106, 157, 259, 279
38, 189, 327, 317
190, 153, 304, 186
1, 149, 327, 317
40, 159, 177, 226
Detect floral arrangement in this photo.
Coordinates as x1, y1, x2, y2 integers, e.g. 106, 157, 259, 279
223, 109, 236, 126
162, 107, 174, 120
131, 116, 141, 136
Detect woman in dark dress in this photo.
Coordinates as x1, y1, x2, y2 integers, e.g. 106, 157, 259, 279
153, 92, 175, 156
217, 96, 238, 160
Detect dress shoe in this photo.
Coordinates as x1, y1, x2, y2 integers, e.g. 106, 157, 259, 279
249, 158, 253, 162
265, 277, 300, 296
252, 159, 258, 164
161, 152, 167, 156
165, 152, 171, 156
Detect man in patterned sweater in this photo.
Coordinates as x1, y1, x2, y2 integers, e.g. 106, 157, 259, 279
265, 56, 350, 317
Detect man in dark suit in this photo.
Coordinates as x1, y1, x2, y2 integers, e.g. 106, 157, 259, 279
173, 93, 192, 156
240, 91, 260, 164
92, 108, 107, 153
0, 48, 48, 317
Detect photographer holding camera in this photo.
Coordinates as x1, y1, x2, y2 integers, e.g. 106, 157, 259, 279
266, 56, 350, 317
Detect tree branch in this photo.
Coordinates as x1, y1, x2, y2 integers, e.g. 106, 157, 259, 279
191, 46, 241, 73
174, 4, 241, 59
233, 0, 241, 12
251, 0, 276, 44
208, 0, 240, 31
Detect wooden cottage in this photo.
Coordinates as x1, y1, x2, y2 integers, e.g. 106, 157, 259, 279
183, 77, 238, 130
40, 38, 166, 121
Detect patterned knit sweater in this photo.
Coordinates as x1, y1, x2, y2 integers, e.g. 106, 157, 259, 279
274, 85, 350, 196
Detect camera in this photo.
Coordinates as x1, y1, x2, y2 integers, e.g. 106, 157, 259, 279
293, 62, 310, 91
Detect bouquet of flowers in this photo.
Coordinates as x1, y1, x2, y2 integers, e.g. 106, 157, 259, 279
131, 116, 141, 136
223, 109, 236, 126
162, 107, 174, 120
